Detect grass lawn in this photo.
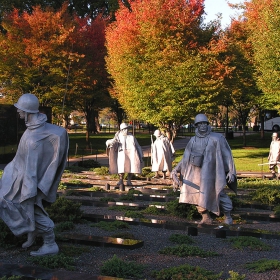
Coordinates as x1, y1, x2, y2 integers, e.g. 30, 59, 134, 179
68, 130, 153, 157
68, 130, 273, 172
228, 132, 271, 172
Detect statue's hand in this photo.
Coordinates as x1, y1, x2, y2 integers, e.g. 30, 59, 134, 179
106, 139, 115, 148
171, 170, 180, 190
226, 172, 235, 184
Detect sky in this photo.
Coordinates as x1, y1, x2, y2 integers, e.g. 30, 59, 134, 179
203, 0, 245, 28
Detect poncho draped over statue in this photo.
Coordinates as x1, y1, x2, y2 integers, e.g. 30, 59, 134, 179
151, 136, 175, 172
173, 128, 237, 216
0, 113, 68, 236
268, 140, 280, 164
106, 132, 143, 174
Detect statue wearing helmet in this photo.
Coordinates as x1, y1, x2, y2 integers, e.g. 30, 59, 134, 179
0, 93, 69, 257
194, 113, 209, 125
268, 132, 280, 178
106, 123, 143, 189
14, 93, 39, 113
14, 93, 39, 122
171, 113, 237, 225
151, 130, 175, 179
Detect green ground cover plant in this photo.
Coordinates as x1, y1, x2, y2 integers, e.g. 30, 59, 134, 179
99, 197, 116, 202
237, 178, 280, 189
101, 254, 145, 279
166, 199, 199, 220
227, 270, 246, 280
124, 210, 144, 218
119, 193, 135, 201
227, 236, 272, 251
54, 221, 75, 233
62, 173, 88, 179
29, 253, 75, 270
91, 220, 130, 231
0, 220, 25, 248
88, 186, 106, 192
66, 179, 87, 185
245, 259, 280, 272
168, 233, 194, 244
58, 182, 67, 190
46, 197, 83, 223
151, 263, 222, 279
252, 185, 280, 205
93, 166, 110, 175
273, 205, 280, 216
141, 166, 155, 178
159, 244, 219, 257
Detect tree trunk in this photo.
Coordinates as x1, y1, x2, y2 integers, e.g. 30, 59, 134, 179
242, 124, 247, 147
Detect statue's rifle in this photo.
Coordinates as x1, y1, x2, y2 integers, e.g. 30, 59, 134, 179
258, 161, 280, 166
151, 134, 154, 165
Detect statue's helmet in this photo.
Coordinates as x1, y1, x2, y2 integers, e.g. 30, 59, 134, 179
14, 93, 39, 113
120, 123, 129, 130
194, 114, 209, 125
154, 130, 161, 137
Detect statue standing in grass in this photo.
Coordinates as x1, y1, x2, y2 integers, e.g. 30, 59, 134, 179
171, 113, 237, 225
106, 123, 143, 187
268, 132, 280, 179
0, 93, 68, 256
151, 129, 175, 179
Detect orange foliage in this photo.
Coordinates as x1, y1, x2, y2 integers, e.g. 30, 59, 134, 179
245, 0, 274, 31
106, 0, 205, 55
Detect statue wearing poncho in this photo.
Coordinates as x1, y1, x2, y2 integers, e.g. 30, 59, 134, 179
0, 93, 68, 256
171, 114, 237, 225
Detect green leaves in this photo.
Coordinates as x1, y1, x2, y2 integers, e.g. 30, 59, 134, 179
246, 0, 280, 110
106, 0, 214, 127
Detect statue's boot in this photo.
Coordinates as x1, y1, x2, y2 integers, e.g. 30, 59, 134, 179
127, 173, 133, 186
22, 230, 39, 249
198, 211, 213, 225
223, 212, 233, 225
30, 229, 59, 257
117, 179, 124, 186
153, 172, 160, 179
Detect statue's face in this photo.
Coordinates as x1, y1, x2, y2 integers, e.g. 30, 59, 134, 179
197, 122, 208, 133
17, 109, 26, 119
121, 128, 128, 136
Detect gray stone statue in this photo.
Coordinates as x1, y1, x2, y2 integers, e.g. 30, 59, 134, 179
106, 123, 143, 187
0, 93, 68, 256
171, 113, 237, 225
268, 132, 280, 178
151, 130, 175, 179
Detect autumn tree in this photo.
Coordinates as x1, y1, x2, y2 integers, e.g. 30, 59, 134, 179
0, 4, 83, 113
0, 4, 110, 143
245, 0, 280, 112
211, 18, 260, 146
68, 14, 111, 141
106, 0, 219, 139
